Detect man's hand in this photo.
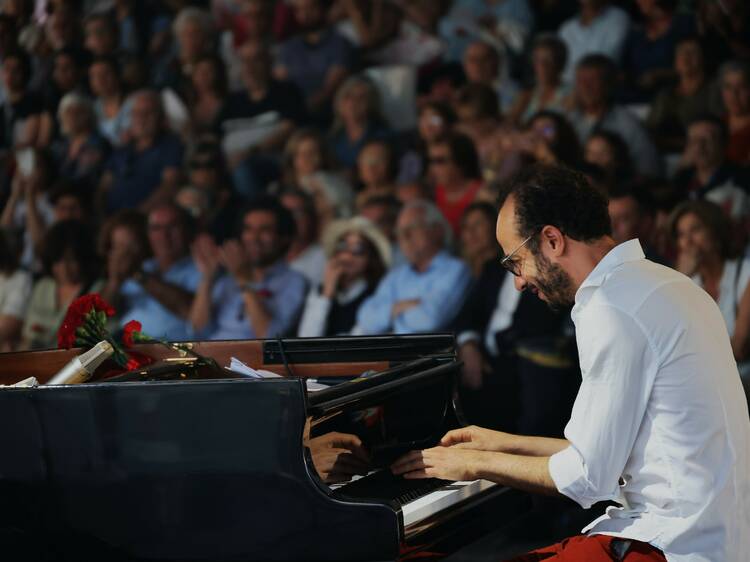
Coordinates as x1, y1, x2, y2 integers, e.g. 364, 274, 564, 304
439, 425, 519, 453
192, 234, 221, 279
390, 446, 488, 480
307, 432, 371, 484
391, 299, 420, 318
218, 239, 251, 283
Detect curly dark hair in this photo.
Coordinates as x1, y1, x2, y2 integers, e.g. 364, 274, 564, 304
239, 196, 297, 256
40, 220, 101, 281
498, 164, 612, 247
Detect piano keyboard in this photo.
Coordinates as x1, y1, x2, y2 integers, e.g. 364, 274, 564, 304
331, 470, 498, 527
401, 479, 497, 526
332, 468, 450, 505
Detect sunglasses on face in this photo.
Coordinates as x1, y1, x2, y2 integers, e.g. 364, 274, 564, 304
335, 240, 368, 257
428, 156, 451, 165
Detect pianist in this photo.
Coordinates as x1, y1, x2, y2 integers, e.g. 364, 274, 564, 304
393, 164, 750, 561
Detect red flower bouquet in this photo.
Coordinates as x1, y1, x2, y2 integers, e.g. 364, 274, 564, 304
57, 293, 214, 375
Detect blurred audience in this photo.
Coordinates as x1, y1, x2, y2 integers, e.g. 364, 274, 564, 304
355, 200, 470, 335
298, 216, 390, 337
113, 204, 199, 341
720, 61, 750, 167
459, 201, 499, 278
190, 197, 308, 340
0, 229, 30, 351
670, 200, 750, 377
508, 33, 569, 125
567, 54, 662, 177
22, 220, 101, 350
647, 36, 720, 152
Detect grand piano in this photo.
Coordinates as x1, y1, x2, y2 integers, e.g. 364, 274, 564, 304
0, 335, 530, 561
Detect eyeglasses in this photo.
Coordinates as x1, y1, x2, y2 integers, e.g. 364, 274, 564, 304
334, 240, 368, 257
428, 156, 450, 165
500, 233, 535, 276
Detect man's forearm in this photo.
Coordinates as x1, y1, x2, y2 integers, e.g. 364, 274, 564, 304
474, 452, 559, 496
140, 274, 194, 320
506, 434, 570, 457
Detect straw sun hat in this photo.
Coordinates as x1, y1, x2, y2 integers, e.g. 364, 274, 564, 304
321, 216, 392, 269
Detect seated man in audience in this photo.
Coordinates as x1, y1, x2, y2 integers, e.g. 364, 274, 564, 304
111, 204, 200, 341
355, 200, 471, 335
673, 115, 750, 227
274, 0, 354, 124
99, 90, 183, 214
567, 55, 661, 177
607, 181, 665, 263
558, 0, 630, 85
218, 40, 308, 198
190, 197, 308, 340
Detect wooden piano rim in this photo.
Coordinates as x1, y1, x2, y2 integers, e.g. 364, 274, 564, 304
0, 339, 389, 386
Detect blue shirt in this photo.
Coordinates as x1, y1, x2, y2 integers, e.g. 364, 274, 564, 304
204, 261, 308, 341
439, 0, 535, 61
356, 251, 471, 334
119, 256, 201, 341
105, 133, 183, 212
278, 28, 354, 98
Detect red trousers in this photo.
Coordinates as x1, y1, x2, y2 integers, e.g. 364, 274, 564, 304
504, 534, 667, 561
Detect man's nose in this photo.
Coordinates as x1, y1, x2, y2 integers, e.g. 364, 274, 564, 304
514, 275, 527, 292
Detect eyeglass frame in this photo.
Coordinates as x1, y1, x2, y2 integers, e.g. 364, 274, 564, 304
499, 232, 536, 276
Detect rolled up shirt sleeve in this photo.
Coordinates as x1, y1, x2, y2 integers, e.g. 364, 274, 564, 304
548, 304, 658, 509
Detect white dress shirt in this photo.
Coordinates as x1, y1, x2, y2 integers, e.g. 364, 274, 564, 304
558, 5, 630, 85
548, 240, 750, 562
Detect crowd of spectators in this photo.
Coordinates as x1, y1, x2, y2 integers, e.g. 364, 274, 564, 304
1, 0, 750, 428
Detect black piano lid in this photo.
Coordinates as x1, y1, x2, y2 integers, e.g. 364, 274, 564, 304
0, 377, 403, 561
263, 333, 456, 365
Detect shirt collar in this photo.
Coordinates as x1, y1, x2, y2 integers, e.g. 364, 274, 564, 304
575, 239, 645, 303
409, 250, 448, 274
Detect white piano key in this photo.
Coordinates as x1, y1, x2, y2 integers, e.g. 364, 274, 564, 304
401, 479, 497, 526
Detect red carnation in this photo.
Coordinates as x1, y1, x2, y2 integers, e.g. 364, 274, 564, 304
122, 320, 142, 348
125, 358, 141, 371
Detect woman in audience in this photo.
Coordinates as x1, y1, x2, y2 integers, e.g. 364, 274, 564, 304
22, 220, 102, 350
0, 230, 31, 351
520, 110, 583, 169
397, 100, 456, 184
277, 128, 354, 226
280, 189, 326, 287
298, 216, 390, 337
0, 148, 55, 272
622, 0, 695, 102
89, 56, 132, 147
52, 92, 110, 191
429, 131, 484, 236
187, 54, 227, 135
355, 139, 398, 208
584, 129, 633, 181
647, 36, 720, 152
508, 34, 569, 125
720, 60, 750, 166
460, 202, 499, 278
328, 74, 390, 170
454, 83, 507, 176
671, 200, 750, 376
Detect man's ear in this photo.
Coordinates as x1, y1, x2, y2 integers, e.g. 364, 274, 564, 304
540, 225, 565, 257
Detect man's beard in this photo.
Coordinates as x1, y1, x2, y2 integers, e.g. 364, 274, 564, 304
531, 251, 575, 311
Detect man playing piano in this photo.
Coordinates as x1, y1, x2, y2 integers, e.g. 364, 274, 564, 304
393, 164, 750, 561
